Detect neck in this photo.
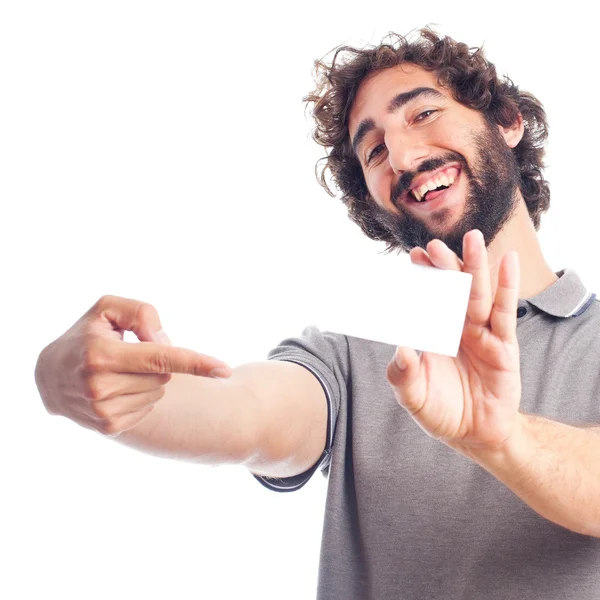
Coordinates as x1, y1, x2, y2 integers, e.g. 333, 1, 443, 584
486, 195, 557, 299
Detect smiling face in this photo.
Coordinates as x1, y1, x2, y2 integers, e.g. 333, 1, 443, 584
348, 63, 524, 259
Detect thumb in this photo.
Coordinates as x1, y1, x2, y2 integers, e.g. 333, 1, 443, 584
386, 346, 424, 409
91, 295, 171, 345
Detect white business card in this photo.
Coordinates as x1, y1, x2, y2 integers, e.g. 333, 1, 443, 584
307, 255, 472, 357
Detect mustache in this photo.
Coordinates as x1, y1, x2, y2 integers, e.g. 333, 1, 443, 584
391, 153, 466, 206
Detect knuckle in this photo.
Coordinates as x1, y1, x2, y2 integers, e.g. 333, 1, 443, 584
146, 352, 171, 373
94, 295, 117, 312
81, 339, 110, 374
134, 301, 159, 327
99, 419, 122, 437
90, 400, 113, 420
84, 376, 106, 402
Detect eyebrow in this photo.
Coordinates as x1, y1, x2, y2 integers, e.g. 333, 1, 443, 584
351, 86, 445, 157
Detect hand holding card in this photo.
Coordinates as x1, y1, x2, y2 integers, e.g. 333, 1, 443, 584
385, 230, 523, 452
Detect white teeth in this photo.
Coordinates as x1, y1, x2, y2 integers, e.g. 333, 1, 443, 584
410, 170, 458, 202
415, 179, 441, 202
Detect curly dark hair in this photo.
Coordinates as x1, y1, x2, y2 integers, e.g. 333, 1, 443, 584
304, 28, 550, 254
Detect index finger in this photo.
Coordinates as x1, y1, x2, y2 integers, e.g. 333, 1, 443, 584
106, 339, 232, 377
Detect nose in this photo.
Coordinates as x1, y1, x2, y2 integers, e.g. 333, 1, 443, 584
385, 130, 429, 174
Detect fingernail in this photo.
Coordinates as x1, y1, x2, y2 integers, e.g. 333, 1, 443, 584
210, 367, 232, 379
395, 349, 406, 370
154, 329, 172, 346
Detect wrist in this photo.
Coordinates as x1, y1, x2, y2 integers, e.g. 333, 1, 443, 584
447, 413, 529, 467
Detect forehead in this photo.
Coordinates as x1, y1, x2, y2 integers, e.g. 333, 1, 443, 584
348, 64, 446, 136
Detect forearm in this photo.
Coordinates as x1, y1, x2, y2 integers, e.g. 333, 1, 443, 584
114, 371, 257, 466
453, 413, 600, 538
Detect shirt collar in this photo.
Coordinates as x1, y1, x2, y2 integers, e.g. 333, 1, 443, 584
520, 268, 597, 318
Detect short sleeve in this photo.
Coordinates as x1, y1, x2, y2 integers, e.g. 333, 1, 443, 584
252, 325, 349, 493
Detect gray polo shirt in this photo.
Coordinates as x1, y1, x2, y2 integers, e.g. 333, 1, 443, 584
253, 268, 600, 600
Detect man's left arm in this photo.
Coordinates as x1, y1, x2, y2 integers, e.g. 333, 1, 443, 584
451, 412, 600, 538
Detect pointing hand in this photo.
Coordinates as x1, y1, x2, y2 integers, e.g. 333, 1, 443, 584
35, 295, 232, 437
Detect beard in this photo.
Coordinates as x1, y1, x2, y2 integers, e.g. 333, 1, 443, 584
368, 120, 522, 261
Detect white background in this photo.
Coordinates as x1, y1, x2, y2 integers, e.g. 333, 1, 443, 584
2, 1, 598, 598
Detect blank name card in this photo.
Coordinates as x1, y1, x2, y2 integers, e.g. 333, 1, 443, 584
308, 256, 473, 357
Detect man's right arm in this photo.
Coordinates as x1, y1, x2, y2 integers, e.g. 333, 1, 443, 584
115, 360, 329, 479
35, 295, 328, 480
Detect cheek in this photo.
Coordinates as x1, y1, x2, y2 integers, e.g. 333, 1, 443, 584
366, 167, 393, 207
446, 117, 483, 150
431, 116, 472, 148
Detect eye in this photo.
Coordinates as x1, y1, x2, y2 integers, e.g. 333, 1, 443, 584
415, 109, 437, 122
366, 143, 386, 164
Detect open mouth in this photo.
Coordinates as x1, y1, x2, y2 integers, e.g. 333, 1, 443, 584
407, 166, 461, 204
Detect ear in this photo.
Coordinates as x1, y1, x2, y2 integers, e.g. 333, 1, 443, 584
498, 113, 524, 148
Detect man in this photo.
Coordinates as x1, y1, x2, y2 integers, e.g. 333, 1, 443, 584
35, 29, 600, 599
